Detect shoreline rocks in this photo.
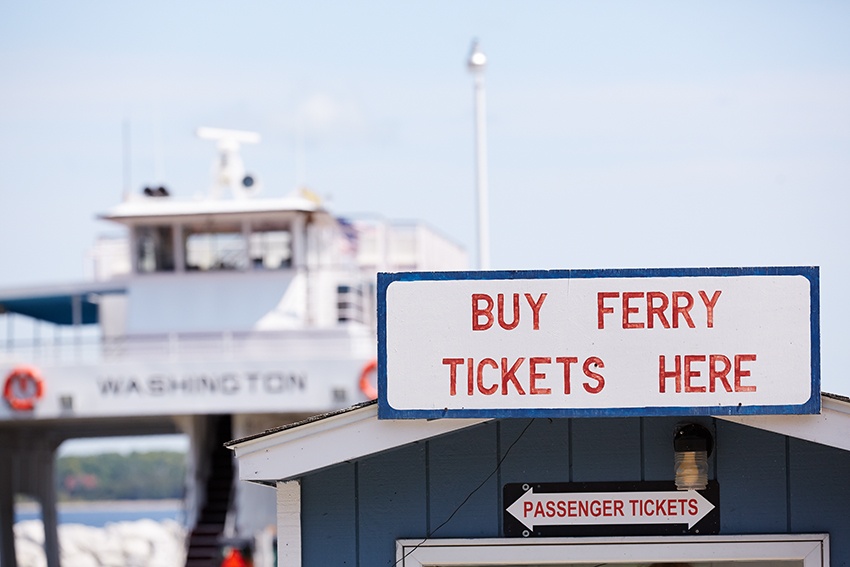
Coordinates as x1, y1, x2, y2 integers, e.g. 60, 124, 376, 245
14, 519, 186, 567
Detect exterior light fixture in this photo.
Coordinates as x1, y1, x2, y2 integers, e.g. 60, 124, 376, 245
673, 423, 713, 491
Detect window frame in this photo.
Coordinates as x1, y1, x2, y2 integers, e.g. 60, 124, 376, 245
395, 534, 829, 567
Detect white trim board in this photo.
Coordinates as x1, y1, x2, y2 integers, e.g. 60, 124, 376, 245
228, 402, 488, 483
396, 534, 829, 566
276, 480, 301, 567
718, 394, 850, 452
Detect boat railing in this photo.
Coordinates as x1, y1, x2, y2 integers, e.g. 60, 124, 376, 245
1, 338, 93, 366
0, 327, 375, 367
102, 329, 374, 361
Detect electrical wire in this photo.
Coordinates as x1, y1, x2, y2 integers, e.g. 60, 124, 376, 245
391, 418, 536, 566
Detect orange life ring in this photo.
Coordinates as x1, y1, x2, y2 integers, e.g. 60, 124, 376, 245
3, 365, 44, 411
359, 359, 378, 400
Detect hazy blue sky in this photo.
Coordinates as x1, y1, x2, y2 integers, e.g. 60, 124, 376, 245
1, 1, 848, 404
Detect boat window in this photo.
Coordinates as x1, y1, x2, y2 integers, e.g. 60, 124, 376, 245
136, 226, 175, 273
337, 284, 363, 323
249, 229, 292, 269
185, 228, 246, 271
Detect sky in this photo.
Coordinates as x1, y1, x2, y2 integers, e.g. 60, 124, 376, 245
1, 0, 848, 412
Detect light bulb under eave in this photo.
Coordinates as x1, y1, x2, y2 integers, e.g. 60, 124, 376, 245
674, 450, 709, 490
672, 423, 713, 491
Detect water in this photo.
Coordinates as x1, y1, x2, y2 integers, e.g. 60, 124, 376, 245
15, 500, 185, 527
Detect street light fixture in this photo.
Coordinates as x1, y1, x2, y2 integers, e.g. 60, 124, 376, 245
468, 40, 490, 270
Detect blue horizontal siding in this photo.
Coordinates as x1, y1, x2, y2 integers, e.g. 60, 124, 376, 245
788, 436, 850, 564
301, 462, 357, 565
427, 421, 500, 538
299, 416, 847, 566
357, 442, 428, 565
715, 420, 788, 533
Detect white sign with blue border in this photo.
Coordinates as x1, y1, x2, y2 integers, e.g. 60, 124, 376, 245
377, 267, 820, 419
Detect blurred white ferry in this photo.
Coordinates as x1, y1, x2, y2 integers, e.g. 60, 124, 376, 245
0, 128, 467, 567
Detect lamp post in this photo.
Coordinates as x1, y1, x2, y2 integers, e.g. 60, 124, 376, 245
468, 40, 490, 270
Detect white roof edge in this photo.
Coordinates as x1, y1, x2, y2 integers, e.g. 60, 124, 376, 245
229, 394, 850, 483
718, 393, 850, 452
228, 403, 489, 483
100, 196, 328, 222
0, 280, 127, 301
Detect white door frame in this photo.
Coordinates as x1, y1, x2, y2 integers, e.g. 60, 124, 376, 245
396, 534, 829, 566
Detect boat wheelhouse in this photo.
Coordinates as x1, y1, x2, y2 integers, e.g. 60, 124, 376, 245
0, 128, 467, 567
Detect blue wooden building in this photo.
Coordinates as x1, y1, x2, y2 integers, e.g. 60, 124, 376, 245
228, 392, 849, 566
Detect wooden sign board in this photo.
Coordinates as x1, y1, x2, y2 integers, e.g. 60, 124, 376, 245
378, 267, 819, 419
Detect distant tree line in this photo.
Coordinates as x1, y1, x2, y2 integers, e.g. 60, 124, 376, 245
56, 451, 186, 501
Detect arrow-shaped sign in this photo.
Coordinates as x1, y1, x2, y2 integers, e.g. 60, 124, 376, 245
506, 487, 715, 531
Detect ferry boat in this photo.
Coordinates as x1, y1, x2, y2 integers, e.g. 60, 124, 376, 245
0, 127, 467, 567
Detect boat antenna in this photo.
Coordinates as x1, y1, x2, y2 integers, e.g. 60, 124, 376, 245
295, 115, 307, 190
122, 119, 132, 201
154, 111, 165, 186
196, 127, 262, 199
